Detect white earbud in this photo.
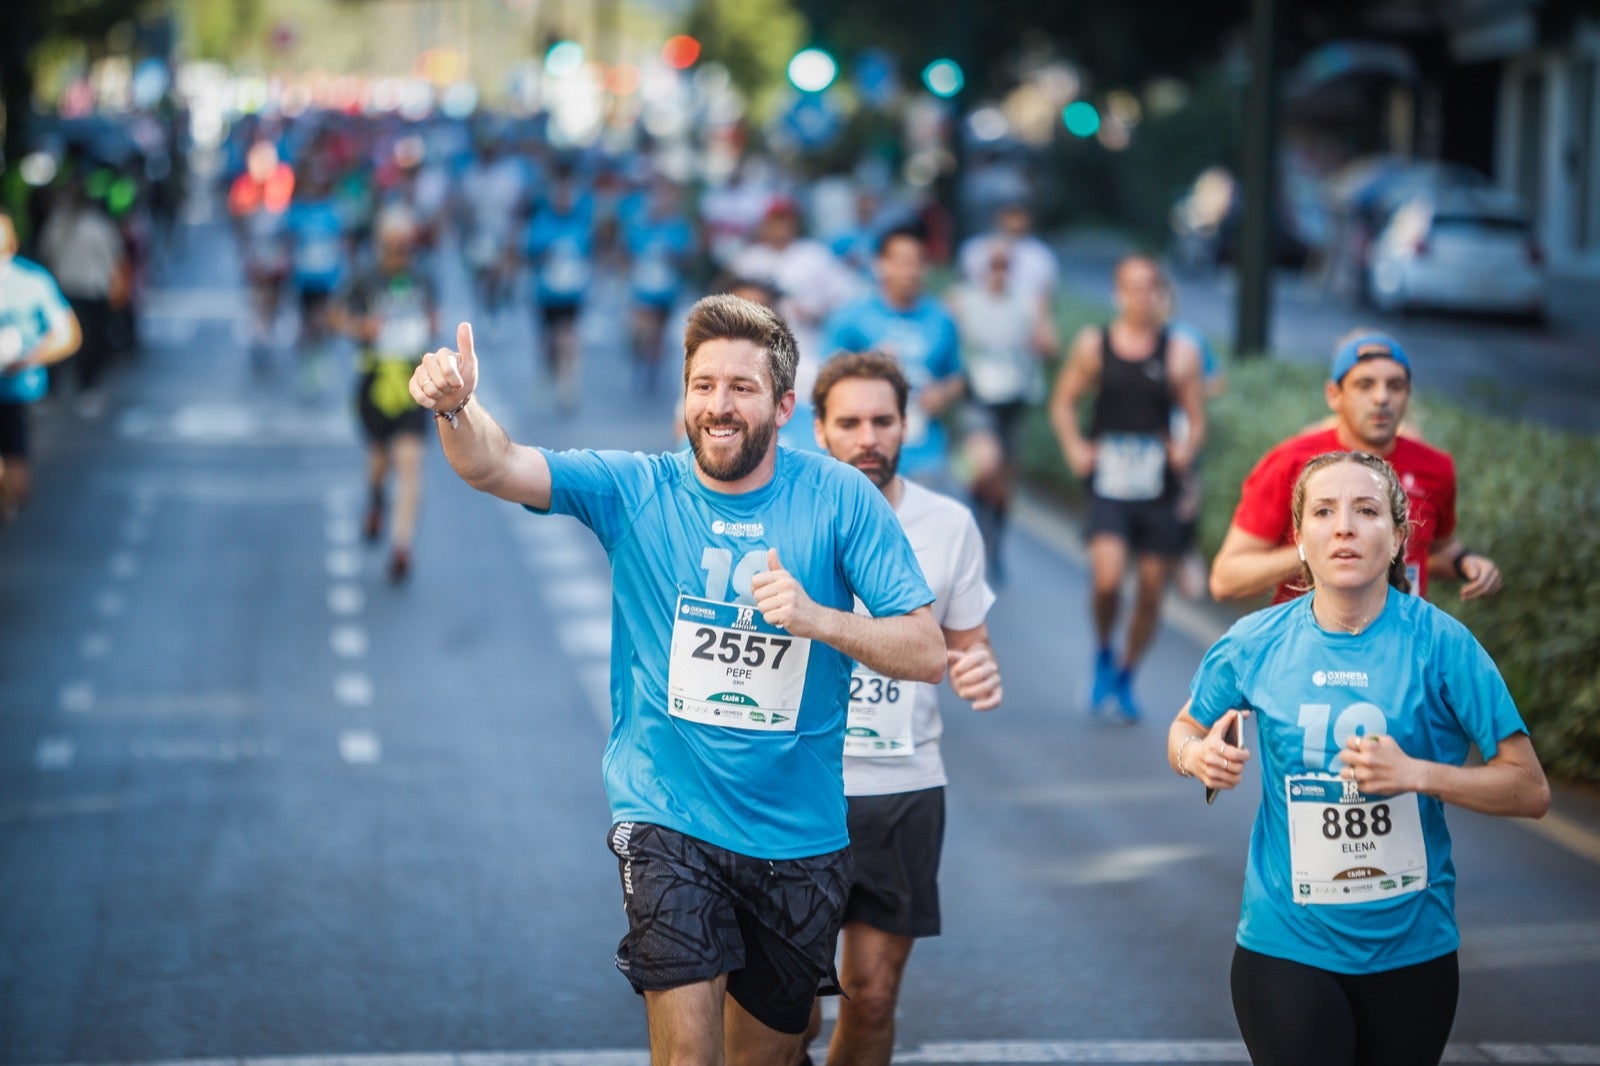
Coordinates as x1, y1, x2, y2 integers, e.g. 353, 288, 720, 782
1297, 544, 1306, 563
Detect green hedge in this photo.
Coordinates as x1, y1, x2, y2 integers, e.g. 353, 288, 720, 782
1013, 309, 1600, 786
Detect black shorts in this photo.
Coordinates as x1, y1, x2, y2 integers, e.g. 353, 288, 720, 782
1085, 492, 1188, 557
539, 302, 581, 331
843, 786, 945, 938
607, 821, 851, 1034
355, 373, 429, 444
0, 402, 29, 459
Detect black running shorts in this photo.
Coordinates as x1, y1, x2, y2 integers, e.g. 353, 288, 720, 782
1085, 493, 1188, 557
606, 821, 851, 1034
0, 402, 29, 459
842, 786, 945, 938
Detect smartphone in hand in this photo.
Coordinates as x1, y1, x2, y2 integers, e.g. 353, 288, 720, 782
1205, 712, 1242, 805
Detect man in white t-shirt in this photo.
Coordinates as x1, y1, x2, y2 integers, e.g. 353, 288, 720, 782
803, 349, 1003, 1066
958, 200, 1058, 302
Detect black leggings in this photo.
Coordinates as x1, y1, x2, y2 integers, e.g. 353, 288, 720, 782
1231, 945, 1459, 1066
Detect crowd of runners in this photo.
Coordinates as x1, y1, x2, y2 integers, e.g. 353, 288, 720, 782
2, 101, 1553, 1066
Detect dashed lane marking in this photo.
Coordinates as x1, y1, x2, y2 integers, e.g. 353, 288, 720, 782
328, 584, 365, 616
330, 625, 369, 659
334, 673, 374, 707
34, 736, 76, 771
338, 731, 382, 765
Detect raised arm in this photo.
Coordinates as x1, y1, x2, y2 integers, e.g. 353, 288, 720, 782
410, 322, 554, 509
750, 549, 946, 684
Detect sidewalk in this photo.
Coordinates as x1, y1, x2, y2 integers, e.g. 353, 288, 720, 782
1011, 484, 1600, 867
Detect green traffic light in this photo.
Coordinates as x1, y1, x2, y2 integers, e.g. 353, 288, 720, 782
1063, 100, 1101, 138
922, 59, 964, 98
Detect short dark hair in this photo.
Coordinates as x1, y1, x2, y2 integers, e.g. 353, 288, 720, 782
874, 222, 927, 259
812, 350, 910, 421
682, 293, 799, 399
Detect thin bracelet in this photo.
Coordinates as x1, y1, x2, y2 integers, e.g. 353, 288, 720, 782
434, 396, 471, 429
1452, 550, 1474, 580
1175, 734, 1202, 778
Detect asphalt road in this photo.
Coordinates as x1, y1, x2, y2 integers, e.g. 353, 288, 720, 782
2, 204, 1597, 1065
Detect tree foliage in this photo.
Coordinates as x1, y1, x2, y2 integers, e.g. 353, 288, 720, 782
686, 0, 807, 109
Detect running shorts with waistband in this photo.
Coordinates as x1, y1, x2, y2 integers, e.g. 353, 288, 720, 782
842, 785, 946, 939
607, 821, 852, 1034
1085, 493, 1188, 557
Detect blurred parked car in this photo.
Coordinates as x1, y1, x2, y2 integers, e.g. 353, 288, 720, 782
1366, 187, 1545, 322
1318, 156, 1492, 302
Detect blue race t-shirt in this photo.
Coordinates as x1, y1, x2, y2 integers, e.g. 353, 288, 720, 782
623, 215, 694, 308
526, 201, 594, 308
533, 445, 934, 859
823, 293, 962, 477
0, 257, 74, 404
286, 199, 346, 293
1188, 589, 1529, 974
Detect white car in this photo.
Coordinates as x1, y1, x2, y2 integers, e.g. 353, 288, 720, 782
1366, 188, 1546, 321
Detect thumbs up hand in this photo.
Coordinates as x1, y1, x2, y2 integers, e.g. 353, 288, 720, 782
750, 547, 819, 635
410, 321, 480, 413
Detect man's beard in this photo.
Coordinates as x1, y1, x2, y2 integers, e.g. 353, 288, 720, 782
848, 446, 899, 488
688, 414, 777, 483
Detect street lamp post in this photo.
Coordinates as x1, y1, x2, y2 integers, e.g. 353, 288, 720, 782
1235, 0, 1280, 359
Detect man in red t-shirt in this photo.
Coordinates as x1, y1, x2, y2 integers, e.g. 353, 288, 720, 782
1210, 331, 1501, 604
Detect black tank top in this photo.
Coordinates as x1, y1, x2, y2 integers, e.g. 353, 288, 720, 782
1089, 325, 1172, 439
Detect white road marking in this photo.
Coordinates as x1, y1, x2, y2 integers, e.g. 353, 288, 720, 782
324, 486, 359, 514
326, 548, 362, 579
110, 551, 141, 579
338, 731, 382, 764
96, 591, 126, 618
328, 584, 365, 616
330, 625, 369, 658
58, 692, 255, 718
34, 736, 76, 771
80, 632, 112, 659
561, 617, 612, 659
545, 575, 612, 612
1041, 845, 1208, 887
326, 517, 360, 545
33, 1042, 1600, 1066
334, 673, 375, 707
526, 544, 598, 571
141, 287, 247, 320
59, 681, 96, 713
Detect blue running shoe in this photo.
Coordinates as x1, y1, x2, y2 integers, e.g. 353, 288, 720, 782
1089, 648, 1117, 713
1112, 668, 1142, 724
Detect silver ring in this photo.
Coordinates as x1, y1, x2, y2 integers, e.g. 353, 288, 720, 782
1223, 759, 1230, 772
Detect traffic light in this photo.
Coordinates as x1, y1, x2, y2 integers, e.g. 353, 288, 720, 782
787, 47, 838, 93
921, 59, 963, 98
661, 35, 700, 70
1063, 100, 1100, 138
